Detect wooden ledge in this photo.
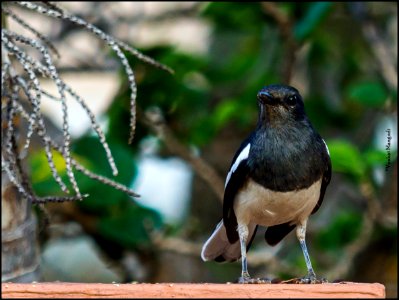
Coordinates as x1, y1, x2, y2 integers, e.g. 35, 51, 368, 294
1, 282, 386, 298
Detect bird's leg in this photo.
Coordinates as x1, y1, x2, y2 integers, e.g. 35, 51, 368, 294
237, 224, 266, 284
238, 224, 251, 282
296, 220, 326, 284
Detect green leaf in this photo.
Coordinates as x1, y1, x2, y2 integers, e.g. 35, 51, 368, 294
363, 149, 388, 167
211, 99, 239, 129
71, 136, 138, 213
347, 81, 388, 107
327, 139, 366, 181
316, 210, 363, 251
73, 136, 136, 186
294, 2, 333, 41
30, 149, 66, 184
201, 3, 264, 31
29, 150, 67, 196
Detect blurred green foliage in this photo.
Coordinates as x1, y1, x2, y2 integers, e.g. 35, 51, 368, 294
293, 3, 334, 41
347, 81, 389, 108
29, 2, 396, 285
328, 140, 367, 182
30, 135, 162, 251
316, 210, 363, 251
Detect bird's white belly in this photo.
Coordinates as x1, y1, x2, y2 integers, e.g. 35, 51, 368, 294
234, 178, 322, 227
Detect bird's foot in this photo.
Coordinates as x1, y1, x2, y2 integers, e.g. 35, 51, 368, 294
281, 273, 327, 284
238, 272, 271, 284
238, 277, 270, 284
298, 272, 328, 284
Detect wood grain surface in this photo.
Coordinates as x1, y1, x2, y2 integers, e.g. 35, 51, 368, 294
1, 282, 385, 298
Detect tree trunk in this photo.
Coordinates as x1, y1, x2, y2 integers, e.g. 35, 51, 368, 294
1, 171, 40, 282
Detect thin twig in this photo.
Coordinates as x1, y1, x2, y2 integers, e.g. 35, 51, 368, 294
2, 34, 70, 194
2, 2, 171, 204
62, 84, 119, 176
15, 1, 174, 144
261, 2, 299, 84
348, 3, 397, 91
2, 6, 60, 58
13, 101, 141, 198
141, 106, 225, 202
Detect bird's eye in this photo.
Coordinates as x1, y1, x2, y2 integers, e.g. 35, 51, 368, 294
286, 95, 297, 106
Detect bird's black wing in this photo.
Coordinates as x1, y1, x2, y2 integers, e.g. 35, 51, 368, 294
311, 153, 331, 214
222, 138, 252, 244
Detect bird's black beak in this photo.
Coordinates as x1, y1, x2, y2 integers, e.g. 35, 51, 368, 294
257, 91, 276, 105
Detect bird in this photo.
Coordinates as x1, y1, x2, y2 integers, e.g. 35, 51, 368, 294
201, 84, 331, 284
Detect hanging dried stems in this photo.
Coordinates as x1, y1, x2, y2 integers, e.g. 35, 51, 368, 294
1, 2, 172, 204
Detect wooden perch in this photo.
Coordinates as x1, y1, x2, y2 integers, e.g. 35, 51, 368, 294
1, 282, 385, 298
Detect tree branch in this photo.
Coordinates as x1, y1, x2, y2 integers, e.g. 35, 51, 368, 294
261, 2, 299, 85
140, 106, 225, 202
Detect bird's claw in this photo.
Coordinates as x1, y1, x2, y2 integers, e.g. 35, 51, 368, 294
281, 275, 328, 284
238, 276, 271, 284
298, 274, 328, 284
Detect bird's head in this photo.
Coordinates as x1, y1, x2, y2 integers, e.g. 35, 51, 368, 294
257, 84, 306, 126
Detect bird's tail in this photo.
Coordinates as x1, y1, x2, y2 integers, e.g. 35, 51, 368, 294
201, 220, 258, 262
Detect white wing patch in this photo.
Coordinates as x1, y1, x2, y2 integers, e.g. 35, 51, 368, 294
322, 139, 330, 156
225, 143, 251, 188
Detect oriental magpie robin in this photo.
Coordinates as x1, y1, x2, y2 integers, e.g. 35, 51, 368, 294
201, 84, 331, 283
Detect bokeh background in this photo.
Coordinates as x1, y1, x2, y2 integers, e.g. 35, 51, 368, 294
2, 2, 397, 297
